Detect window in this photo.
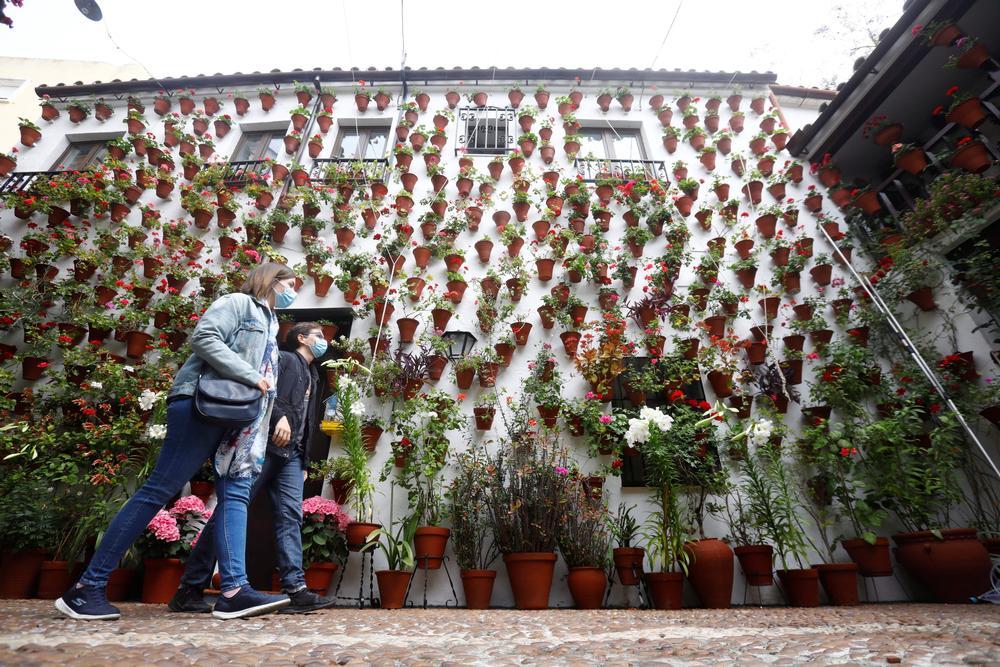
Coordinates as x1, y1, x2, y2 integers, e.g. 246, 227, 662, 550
0, 77, 26, 102
334, 126, 389, 160
52, 140, 108, 171
231, 130, 284, 163
457, 107, 515, 155
578, 127, 647, 161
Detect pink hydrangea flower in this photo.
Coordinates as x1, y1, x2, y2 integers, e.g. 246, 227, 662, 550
170, 495, 207, 516
599, 415, 613, 424
302, 496, 351, 531
147, 510, 180, 542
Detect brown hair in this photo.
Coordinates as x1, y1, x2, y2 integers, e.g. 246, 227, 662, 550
240, 262, 295, 301
285, 321, 322, 351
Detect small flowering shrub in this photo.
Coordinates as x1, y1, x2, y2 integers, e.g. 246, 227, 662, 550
135, 495, 210, 560
301, 495, 350, 567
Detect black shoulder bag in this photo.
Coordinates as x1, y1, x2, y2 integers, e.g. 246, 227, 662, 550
194, 372, 264, 428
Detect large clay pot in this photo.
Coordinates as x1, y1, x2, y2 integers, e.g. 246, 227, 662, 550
503, 552, 556, 609
777, 568, 820, 607
0, 550, 48, 598
413, 526, 450, 570
684, 538, 734, 608
36, 561, 77, 599
141, 557, 185, 603
303, 562, 338, 594
567, 567, 606, 609
892, 528, 991, 602
346, 521, 381, 552
644, 571, 683, 609
376, 570, 412, 609
813, 563, 859, 605
461, 569, 497, 609
613, 547, 645, 585
842, 537, 892, 577
107, 568, 138, 602
734, 545, 773, 585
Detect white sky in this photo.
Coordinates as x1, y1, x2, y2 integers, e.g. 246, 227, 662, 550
0, 0, 900, 89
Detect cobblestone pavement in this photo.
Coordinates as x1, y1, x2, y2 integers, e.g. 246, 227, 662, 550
1, 601, 998, 665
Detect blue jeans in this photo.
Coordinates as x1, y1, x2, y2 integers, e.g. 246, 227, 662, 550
78, 397, 252, 592
182, 452, 306, 592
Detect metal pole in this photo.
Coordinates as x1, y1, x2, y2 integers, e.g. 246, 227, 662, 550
815, 223, 1000, 481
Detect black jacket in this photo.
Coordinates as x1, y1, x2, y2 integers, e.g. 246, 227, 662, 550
267, 350, 319, 466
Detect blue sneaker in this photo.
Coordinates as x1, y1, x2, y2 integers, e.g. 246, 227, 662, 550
212, 586, 289, 620
55, 585, 121, 621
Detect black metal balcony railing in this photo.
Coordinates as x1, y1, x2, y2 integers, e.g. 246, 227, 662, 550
223, 160, 272, 188
0, 170, 66, 195
574, 158, 668, 183
308, 158, 390, 184
456, 106, 516, 156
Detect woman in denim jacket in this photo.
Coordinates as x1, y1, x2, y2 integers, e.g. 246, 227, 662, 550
57, 262, 296, 621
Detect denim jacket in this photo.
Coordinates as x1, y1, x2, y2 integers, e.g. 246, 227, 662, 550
169, 292, 276, 399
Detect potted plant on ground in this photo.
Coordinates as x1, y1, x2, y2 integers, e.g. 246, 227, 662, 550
135, 496, 207, 603
300, 496, 350, 593
558, 481, 611, 609
449, 446, 501, 608
361, 515, 416, 609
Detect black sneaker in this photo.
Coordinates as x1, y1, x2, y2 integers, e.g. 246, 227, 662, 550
211, 586, 289, 620
279, 588, 338, 614
168, 585, 212, 613
54, 585, 121, 621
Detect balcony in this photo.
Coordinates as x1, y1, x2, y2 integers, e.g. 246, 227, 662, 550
0, 171, 67, 195
223, 160, 273, 188
308, 158, 390, 184
573, 157, 668, 183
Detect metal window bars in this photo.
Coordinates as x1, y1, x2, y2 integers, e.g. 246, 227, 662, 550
574, 157, 668, 183
456, 106, 515, 156
308, 157, 390, 184
0, 170, 67, 194
222, 160, 273, 188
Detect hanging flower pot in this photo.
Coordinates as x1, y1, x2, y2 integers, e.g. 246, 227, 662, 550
777, 568, 820, 607
810, 263, 832, 286
19, 124, 41, 147
905, 286, 937, 311
755, 214, 777, 238
430, 307, 452, 331
707, 370, 734, 397
782, 271, 801, 294
853, 190, 881, 215
742, 180, 764, 204
503, 552, 556, 610
395, 317, 419, 344
758, 297, 780, 320
950, 139, 991, 173
560, 330, 581, 357
473, 406, 495, 430
478, 362, 499, 388
947, 97, 987, 129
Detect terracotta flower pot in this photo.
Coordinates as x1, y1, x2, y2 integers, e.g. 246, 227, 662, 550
414, 526, 450, 570
567, 567, 606, 609
841, 537, 892, 577
644, 572, 683, 610
950, 140, 991, 174
473, 406, 495, 430
106, 568, 137, 602
946, 97, 987, 130
560, 331, 581, 357
895, 148, 928, 175
777, 568, 819, 607
141, 557, 185, 603
892, 528, 991, 603
612, 547, 644, 585
813, 563, 859, 605
304, 562, 339, 594
503, 552, 556, 609
461, 569, 496, 609
0, 550, 47, 598
396, 317, 419, 343
376, 570, 412, 609
347, 521, 382, 552
684, 538, 734, 608
734, 544, 773, 585
707, 370, 734, 398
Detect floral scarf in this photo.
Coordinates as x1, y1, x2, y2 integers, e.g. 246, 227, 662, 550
214, 318, 279, 479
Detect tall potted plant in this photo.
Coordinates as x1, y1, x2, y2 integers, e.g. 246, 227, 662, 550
449, 447, 501, 608
484, 415, 571, 609
326, 370, 380, 549
558, 481, 611, 609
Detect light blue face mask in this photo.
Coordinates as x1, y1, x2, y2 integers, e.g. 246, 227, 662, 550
273, 284, 297, 308
309, 337, 328, 358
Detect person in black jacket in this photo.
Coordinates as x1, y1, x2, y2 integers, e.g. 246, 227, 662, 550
169, 321, 336, 614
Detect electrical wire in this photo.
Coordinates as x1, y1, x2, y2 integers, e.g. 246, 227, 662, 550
101, 18, 169, 94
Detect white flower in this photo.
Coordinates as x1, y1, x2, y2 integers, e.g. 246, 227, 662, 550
625, 418, 651, 447
147, 424, 167, 439
138, 389, 161, 412
749, 419, 774, 446
123, 365, 135, 373
89, 381, 103, 390
349, 400, 366, 417
639, 406, 674, 433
